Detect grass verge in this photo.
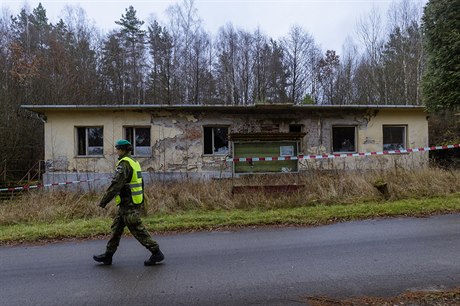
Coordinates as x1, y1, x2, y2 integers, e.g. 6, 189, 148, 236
1, 193, 459, 245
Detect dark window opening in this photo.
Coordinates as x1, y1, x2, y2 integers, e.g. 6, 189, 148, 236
77, 127, 103, 156
203, 127, 213, 154
77, 127, 86, 155
383, 126, 406, 150
203, 126, 229, 155
289, 124, 303, 133
125, 127, 151, 156
332, 126, 356, 152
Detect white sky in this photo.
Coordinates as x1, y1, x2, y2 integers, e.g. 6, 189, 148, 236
1, 0, 426, 53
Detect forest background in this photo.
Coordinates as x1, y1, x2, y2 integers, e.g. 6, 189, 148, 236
0, 0, 458, 183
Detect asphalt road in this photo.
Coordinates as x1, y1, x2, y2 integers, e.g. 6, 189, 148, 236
1, 214, 459, 306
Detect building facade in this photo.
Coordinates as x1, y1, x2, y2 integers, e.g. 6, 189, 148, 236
22, 104, 429, 185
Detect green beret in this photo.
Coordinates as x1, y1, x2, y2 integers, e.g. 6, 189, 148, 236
115, 139, 132, 147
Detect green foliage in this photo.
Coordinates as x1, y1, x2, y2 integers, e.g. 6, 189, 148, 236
115, 5, 145, 43
382, 22, 423, 105
422, 0, 460, 112
301, 94, 315, 105
429, 111, 460, 145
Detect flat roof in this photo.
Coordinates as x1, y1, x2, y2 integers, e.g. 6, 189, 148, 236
21, 104, 426, 113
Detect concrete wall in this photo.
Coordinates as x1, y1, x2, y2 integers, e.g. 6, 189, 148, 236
42, 108, 428, 185
299, 109, 429, 171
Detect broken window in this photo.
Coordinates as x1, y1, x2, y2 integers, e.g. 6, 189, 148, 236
125, 127, 152, 156
332, 126, 356, 152
77, 127, 103, 156
383, 125, 406, 150
203, 126, 229, 155
289, 124, 303, 133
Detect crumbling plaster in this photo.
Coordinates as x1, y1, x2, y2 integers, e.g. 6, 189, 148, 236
146, 109, 379, 174
42, 107, 428, 178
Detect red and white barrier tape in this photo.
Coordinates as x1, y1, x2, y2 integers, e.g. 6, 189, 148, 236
227, 143, 460, 163
1, 144, 458, 192
0, 178, 110, 193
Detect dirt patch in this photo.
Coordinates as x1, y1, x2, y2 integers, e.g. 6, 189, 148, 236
305, 286, 460, 306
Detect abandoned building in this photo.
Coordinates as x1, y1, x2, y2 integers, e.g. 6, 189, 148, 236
22, 104, 428, 185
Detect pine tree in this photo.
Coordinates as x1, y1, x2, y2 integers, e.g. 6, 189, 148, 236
147, 20, 173, 104
422, 0, 460, 111
115, 6, 146, 104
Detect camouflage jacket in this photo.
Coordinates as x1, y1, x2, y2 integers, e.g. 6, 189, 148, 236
99, 154, 134, 208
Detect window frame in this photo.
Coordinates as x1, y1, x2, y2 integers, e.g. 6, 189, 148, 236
331, 125, 357, 153
123, 126, 152, 157
382, 125, 407, 151
76, 126, 104, 157
280, 145, 295, 157
203, 126, 229, 156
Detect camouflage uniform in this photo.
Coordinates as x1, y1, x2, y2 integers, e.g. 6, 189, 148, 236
99, 153, 159, 254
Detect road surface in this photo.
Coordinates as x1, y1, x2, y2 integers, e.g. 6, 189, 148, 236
1, 214, 459, 305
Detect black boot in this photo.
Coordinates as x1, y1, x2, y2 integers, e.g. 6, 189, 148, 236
144, 249, 164, 266
93, 252, 113, 265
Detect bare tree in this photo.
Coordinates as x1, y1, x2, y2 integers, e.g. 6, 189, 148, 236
317, 50, 340, 104
190, 29, 214, 104
1, 4, 47, 180
45, 5, 102, 105
383, 0, 424, 105
0, 8, 15, 163
147, 20, 173, 104
265, 39, 288, 103
355, 7, 386, 104
281, 25, 320, 104
236, 29, 253, 105
335, 36, 359, 104
166, 0, 203, 104
101, 31, 126, 104
214, 23, 240, 105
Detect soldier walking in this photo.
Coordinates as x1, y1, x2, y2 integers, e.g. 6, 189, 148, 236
93, 139, 164, 266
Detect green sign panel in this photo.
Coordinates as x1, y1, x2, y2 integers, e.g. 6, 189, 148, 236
233, 141, 298, 173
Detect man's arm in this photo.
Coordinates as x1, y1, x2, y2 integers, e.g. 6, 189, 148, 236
99, 161, 131, 208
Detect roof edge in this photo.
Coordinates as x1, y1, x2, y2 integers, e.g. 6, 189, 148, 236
21, 104, 426, 112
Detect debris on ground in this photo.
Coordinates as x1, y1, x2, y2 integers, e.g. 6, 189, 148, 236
305, 286, 460, 305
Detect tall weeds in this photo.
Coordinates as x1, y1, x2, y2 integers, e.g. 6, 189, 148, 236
1, 167, 459, 225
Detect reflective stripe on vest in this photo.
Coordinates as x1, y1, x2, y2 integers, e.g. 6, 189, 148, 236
115, 156, 143, 205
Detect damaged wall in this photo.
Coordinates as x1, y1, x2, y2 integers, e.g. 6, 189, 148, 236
41, 106, 428, 183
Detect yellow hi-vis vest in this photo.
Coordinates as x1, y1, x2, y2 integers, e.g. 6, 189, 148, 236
115, 156, 143, 205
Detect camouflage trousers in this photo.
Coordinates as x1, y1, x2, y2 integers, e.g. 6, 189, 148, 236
106, 205, 159, 254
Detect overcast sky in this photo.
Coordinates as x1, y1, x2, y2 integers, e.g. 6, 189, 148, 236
2, 0, 427, 53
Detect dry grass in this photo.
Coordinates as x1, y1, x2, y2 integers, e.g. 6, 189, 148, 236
306, 286, 460, 306
1, 167, 459, 226
0, 190, 114, 225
